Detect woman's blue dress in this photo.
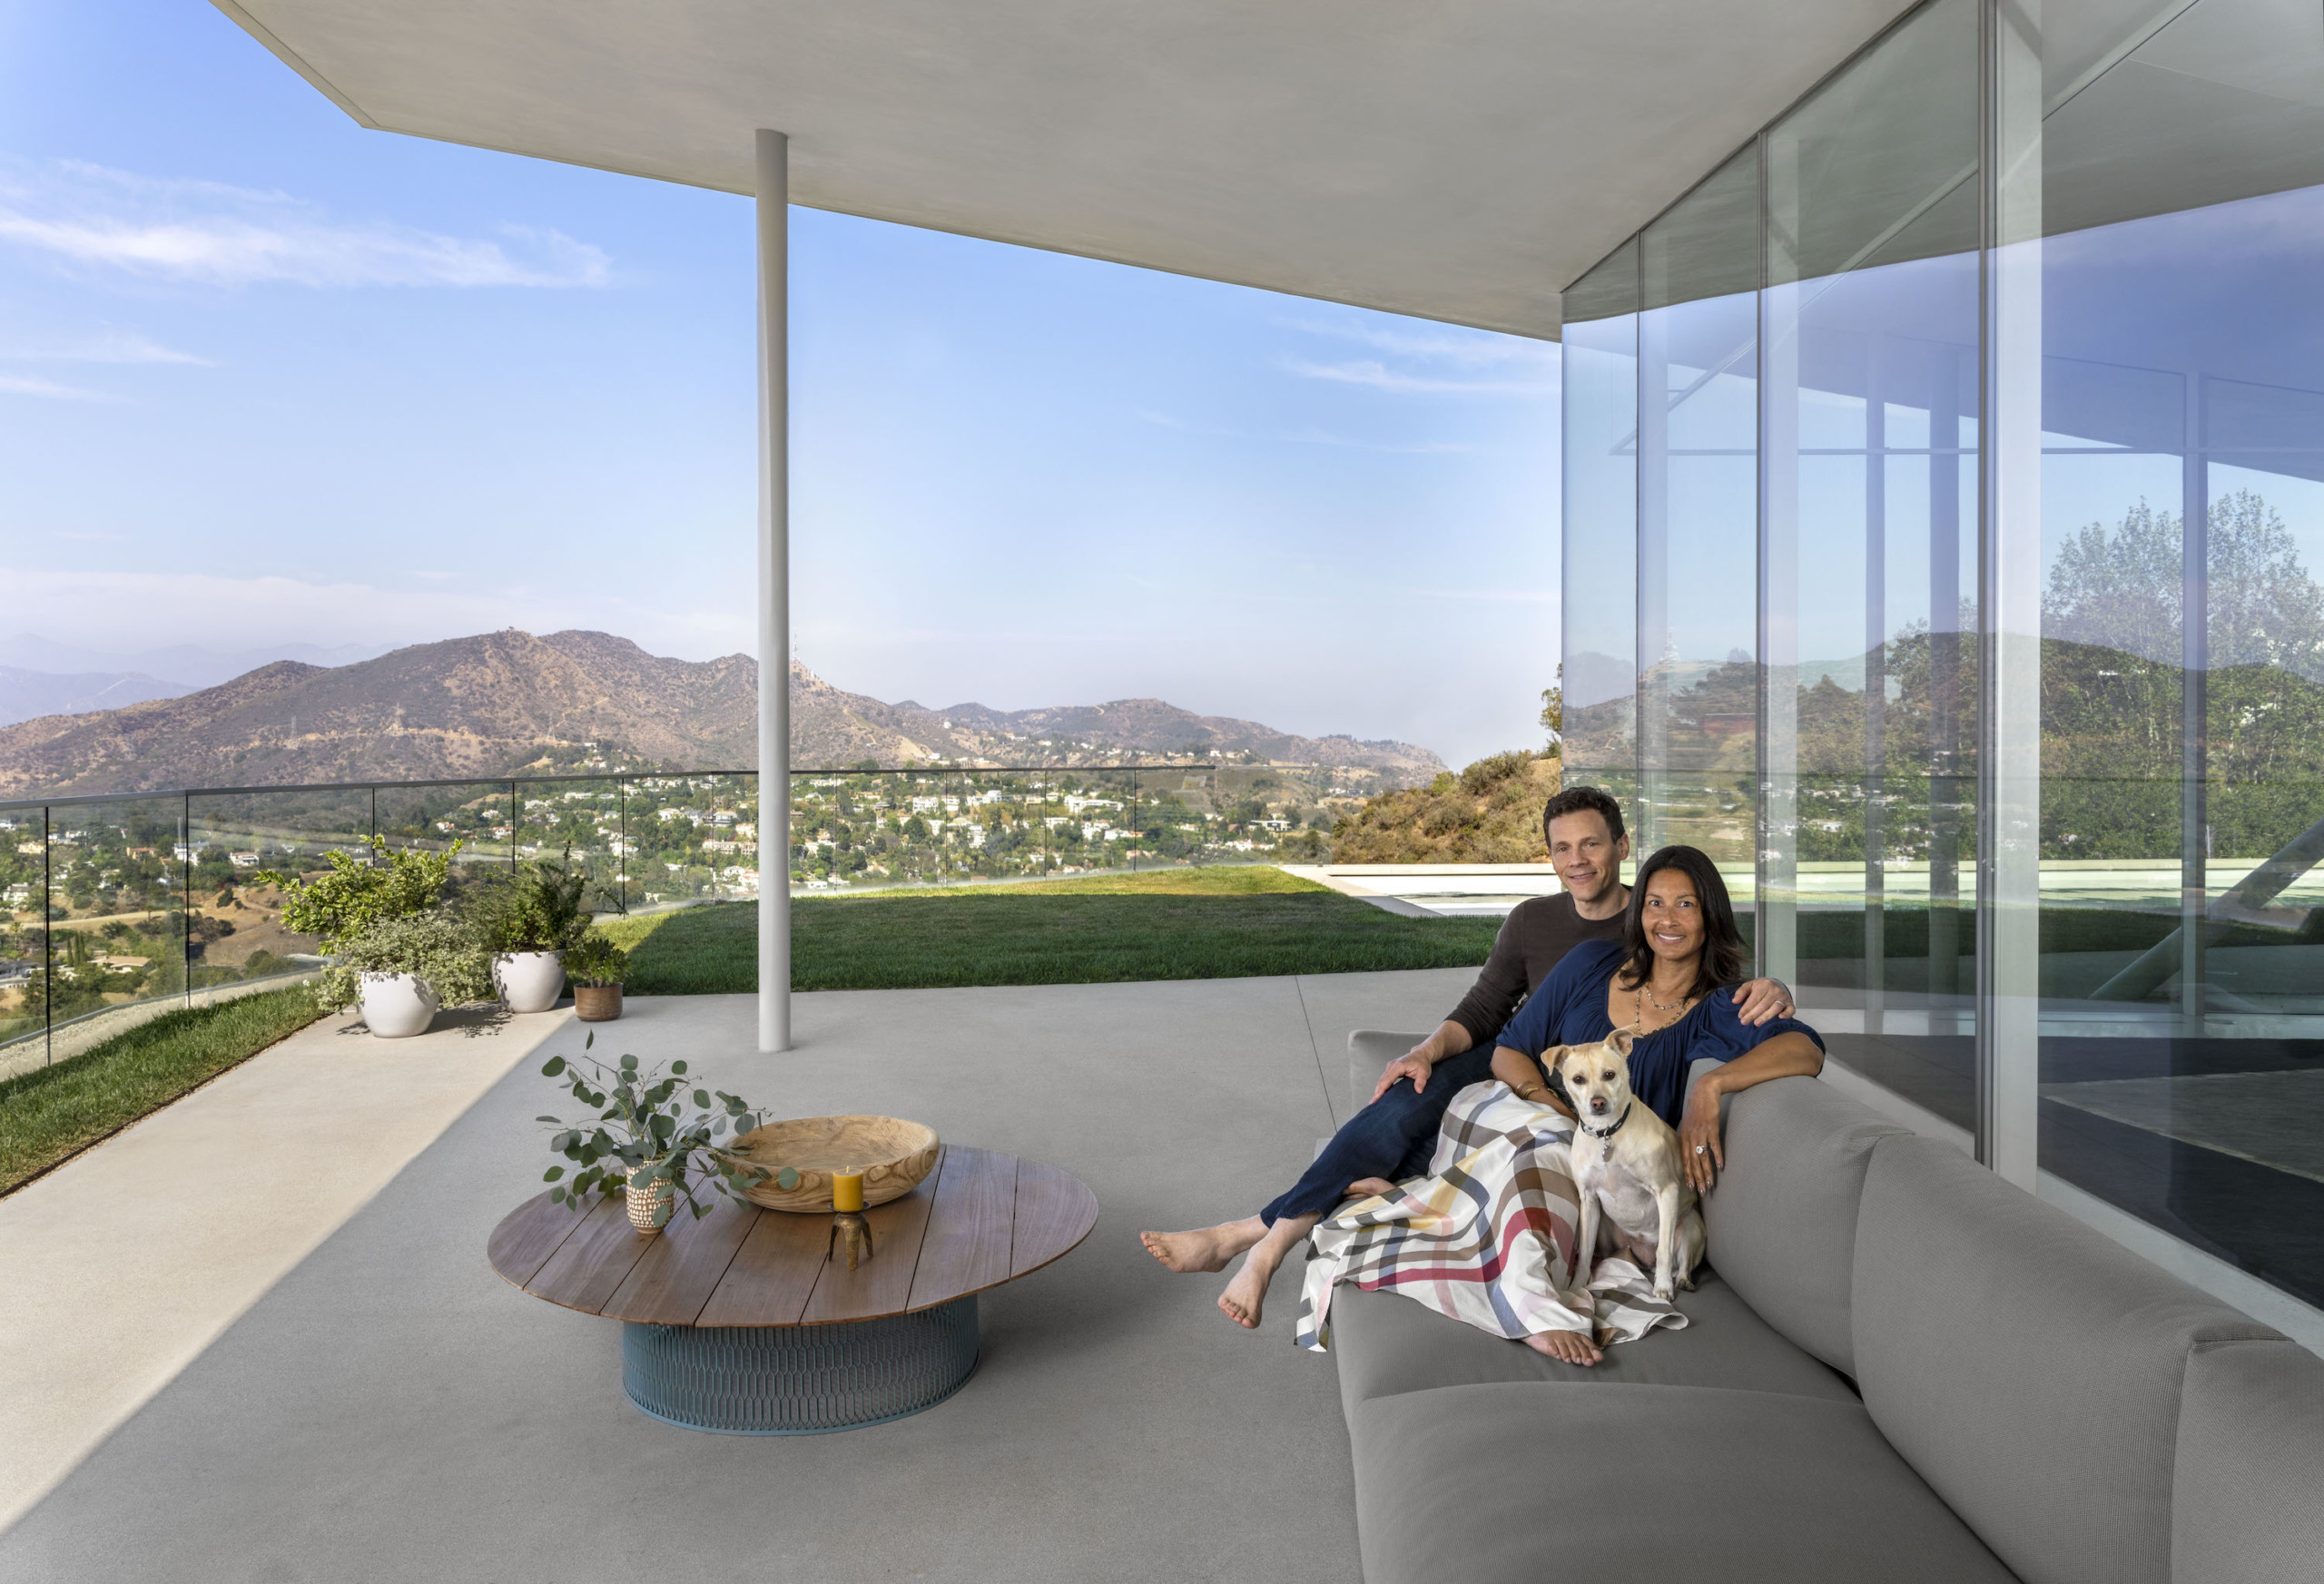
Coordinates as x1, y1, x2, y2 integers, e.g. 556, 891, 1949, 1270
1492, 939, 1825, 1127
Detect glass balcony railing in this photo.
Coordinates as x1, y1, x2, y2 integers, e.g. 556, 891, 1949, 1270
0, 762, 1342, 1077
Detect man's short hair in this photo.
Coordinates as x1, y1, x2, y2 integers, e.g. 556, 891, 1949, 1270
1541, 785, 1627, 848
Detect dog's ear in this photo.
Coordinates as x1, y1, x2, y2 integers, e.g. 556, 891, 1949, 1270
1608, 1028, 1636, 1057
1538, 1043, 1570, 1075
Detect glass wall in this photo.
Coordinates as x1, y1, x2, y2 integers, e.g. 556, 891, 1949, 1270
1560, 241, 1640, 811
1561, 0, 2324, 1314
1764, 0, 1984, 1128
2031, 0, 2324, 1308
1640, 146, 1763, 868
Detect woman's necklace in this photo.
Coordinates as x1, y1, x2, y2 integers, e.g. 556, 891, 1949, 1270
1641, 979, 1690, 1013
1634, 978, 1698, 1033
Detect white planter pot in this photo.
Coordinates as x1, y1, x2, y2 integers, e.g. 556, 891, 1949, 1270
492, 950, 566, 1014
358, 971, 439, 1038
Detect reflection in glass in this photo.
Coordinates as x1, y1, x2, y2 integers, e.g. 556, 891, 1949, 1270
2037, 0, 2324, 1303
1640, 150, 1761, 865
1761, 0, 1982, 1127
1561, 240, 1640, 813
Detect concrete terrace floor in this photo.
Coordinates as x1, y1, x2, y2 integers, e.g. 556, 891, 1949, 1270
0, 969, 1472, 1583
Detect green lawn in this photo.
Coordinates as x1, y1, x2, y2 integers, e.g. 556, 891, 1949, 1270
0, 987, 326, 1196
595, 865, 1502, 993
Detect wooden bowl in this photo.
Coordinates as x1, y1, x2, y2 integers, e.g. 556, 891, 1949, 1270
731, 1116, 940, 1213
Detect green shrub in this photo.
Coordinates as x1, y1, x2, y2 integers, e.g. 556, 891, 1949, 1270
252, 836, 461, 951
564, 932, 629, 987
315, 909, 492, 1010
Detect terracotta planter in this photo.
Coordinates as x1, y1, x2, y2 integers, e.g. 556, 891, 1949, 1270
625, 1165, 672, 1235
492, 949, 565, 1013
357, 971, 439, 1038
575, 983, 624, 1021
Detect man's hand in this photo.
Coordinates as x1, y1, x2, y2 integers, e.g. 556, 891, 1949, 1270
1679, 1086, 1725, 1195
1372, 1051, 1433, 1103
1730, 977, 1795, 1026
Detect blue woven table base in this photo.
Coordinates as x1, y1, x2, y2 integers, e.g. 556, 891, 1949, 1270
621, 1297, 980, 1435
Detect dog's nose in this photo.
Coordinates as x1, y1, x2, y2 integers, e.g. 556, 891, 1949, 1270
1590, 1097, 1608, 1113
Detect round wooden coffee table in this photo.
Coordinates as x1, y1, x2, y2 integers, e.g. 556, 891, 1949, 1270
487, 1144, 1097, 1434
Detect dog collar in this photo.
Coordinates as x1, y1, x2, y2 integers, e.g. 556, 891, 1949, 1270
1576, 1101, 1631, 1161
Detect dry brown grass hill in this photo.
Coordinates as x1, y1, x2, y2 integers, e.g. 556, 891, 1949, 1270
1329, 750, 1562, 862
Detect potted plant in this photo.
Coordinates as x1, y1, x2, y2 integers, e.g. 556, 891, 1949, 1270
537, 1031, 792, 1234
564, 932, 628, 1022
474, 854, 589, 1014
317, 909, 493, 1038
254, 835, 463, 952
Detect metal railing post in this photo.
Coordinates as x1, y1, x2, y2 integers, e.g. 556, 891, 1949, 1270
182, 792, 192, 1008
43, 803, 52, 1067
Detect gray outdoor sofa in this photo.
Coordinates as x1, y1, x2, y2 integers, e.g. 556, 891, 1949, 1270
1329, 1031, 2324, 1584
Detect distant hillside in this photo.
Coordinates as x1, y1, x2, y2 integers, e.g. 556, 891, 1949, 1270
0, 665, 192, 727
1331, 750, 1561, 862
0, 635, 1446, 797
0, 630, 756, 797
791, 662, 1445, 784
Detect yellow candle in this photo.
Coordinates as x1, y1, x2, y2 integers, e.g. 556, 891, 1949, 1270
832, 1172, 865, 1213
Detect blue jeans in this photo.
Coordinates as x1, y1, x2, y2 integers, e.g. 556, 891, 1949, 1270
1258, 1042, 1505, 1226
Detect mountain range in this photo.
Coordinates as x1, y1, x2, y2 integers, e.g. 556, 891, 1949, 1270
0, 631, 1443, 798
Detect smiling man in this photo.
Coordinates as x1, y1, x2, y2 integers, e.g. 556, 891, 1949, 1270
1139, 784, 1796, 1331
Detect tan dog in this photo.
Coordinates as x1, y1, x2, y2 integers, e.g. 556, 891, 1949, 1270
1552, 1034, 1705, 1301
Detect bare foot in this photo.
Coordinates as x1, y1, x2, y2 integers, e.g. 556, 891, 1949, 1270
1214, 1213, 1316, 1330
1524, 1330, 1603, 1366
1218, 1256, 1272, 1329
1344, 1177, 1397, 1200
1140, 1219, 1260, 1274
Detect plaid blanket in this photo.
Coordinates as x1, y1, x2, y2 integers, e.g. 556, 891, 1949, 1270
1295, 1081, 1689, 1353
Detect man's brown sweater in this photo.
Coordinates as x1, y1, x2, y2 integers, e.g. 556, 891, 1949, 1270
1443, 891, 1627, 1048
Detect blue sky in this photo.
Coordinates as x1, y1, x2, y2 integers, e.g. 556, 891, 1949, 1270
0, 0, 1562, 769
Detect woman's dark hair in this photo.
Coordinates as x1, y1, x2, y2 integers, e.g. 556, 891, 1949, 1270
1541, 785, 1626, 849
1617, 843, 1749, 999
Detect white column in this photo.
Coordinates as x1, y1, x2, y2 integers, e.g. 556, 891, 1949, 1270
1758, 137, 1801, 990
1979, 0, 2043, 1187
756, 128, 792, 1054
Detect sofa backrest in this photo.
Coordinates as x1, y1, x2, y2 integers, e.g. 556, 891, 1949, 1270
1851, 1135, 2280, 1584
2171, 1334, 2324, 1584
1697, 1071, 1907, 1376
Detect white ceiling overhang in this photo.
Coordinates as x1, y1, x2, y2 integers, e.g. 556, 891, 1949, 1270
212, 0, 1916, 339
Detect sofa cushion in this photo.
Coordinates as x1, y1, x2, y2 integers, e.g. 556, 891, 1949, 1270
1327, 1269, 1858, 1413
2172, 1336, 2324, 1584
1851, 1136, 2280, 1584
1346, 1380, 2017, 1584
1699, 1071, 1908, 1376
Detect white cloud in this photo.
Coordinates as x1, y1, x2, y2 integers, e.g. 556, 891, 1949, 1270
1280, 314, 1559, 370
0, 373, 118, 401
1281, 357, 1556, 397
5, 569, 751, 663
1283, 426, 1485, 455
0, 326, 209, 364
0, 161, 611, 290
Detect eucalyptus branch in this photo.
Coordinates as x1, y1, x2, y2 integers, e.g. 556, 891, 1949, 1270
535, 1031, 787, 1223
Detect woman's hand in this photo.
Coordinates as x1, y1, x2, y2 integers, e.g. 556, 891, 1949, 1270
1679, 1084, 1724, 1194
